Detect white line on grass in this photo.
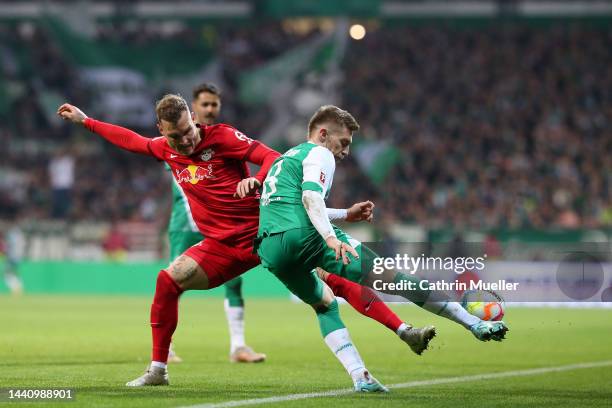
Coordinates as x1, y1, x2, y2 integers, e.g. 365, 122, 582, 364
179, 360, 612, 408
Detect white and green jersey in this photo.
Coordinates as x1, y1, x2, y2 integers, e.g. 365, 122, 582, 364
258, 142, 335, 236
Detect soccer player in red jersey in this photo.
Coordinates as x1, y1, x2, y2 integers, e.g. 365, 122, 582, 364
167, 83, 266, 364
57, 95, 428, 389
60, 96, 276, 386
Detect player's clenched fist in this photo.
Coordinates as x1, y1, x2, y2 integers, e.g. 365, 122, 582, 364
346, 200, 375, 223
57, 103, 88, 125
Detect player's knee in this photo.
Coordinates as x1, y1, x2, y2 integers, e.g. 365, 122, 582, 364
311, 283, 335, 312
167, 255, 207, 289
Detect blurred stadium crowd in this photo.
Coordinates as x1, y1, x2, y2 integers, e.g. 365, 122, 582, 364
337, 25, 612, 229
0, 21, 307, 224
1, 21, 610, 231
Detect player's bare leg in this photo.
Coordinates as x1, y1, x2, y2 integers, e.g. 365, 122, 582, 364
126, 255, 208, 387
169, 255, 209, 289
316, 268, 436, 355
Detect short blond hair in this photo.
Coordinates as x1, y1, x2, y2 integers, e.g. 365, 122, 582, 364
308, 105, 359, 135
155, 94, 189, 124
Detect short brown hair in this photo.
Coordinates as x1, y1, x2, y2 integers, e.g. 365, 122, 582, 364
155, 94, 189, 123
308, 105, 359, 136
192, 83, 221, 100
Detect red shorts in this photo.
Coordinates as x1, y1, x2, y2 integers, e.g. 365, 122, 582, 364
183, 239, 260, 289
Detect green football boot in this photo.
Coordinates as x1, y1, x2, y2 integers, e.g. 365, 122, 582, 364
354, 371, 389, 393
470, 321, 509, 341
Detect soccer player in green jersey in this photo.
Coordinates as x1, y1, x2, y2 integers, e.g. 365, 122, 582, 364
256, 107, 508, 385
167, 83, 265, 364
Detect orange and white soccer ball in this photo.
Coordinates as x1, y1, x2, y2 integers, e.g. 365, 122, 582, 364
461, 290, 505, 321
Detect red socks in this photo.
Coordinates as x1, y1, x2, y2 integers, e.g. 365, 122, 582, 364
151, 270, 183, 363
148, 269, 403, 363
325, 273, 403, 333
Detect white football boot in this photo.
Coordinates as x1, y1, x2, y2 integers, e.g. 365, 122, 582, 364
126, 365, 169, 387
399, 325, 437, 355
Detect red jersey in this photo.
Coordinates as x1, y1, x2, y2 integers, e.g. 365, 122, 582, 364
84, 118, 280, 248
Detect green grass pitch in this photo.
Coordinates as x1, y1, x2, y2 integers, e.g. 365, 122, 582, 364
1, 295, 611, 407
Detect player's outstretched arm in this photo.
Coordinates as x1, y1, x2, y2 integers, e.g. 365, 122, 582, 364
58, 103, 88, 124
57, 103, 154, 156
346, 201, 375, 223
326, 201, 375, 223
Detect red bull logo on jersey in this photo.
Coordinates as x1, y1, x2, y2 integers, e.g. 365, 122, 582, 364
176, 164, 215, 185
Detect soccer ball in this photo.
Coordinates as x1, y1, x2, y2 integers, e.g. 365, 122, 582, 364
460, 290, 505, 321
